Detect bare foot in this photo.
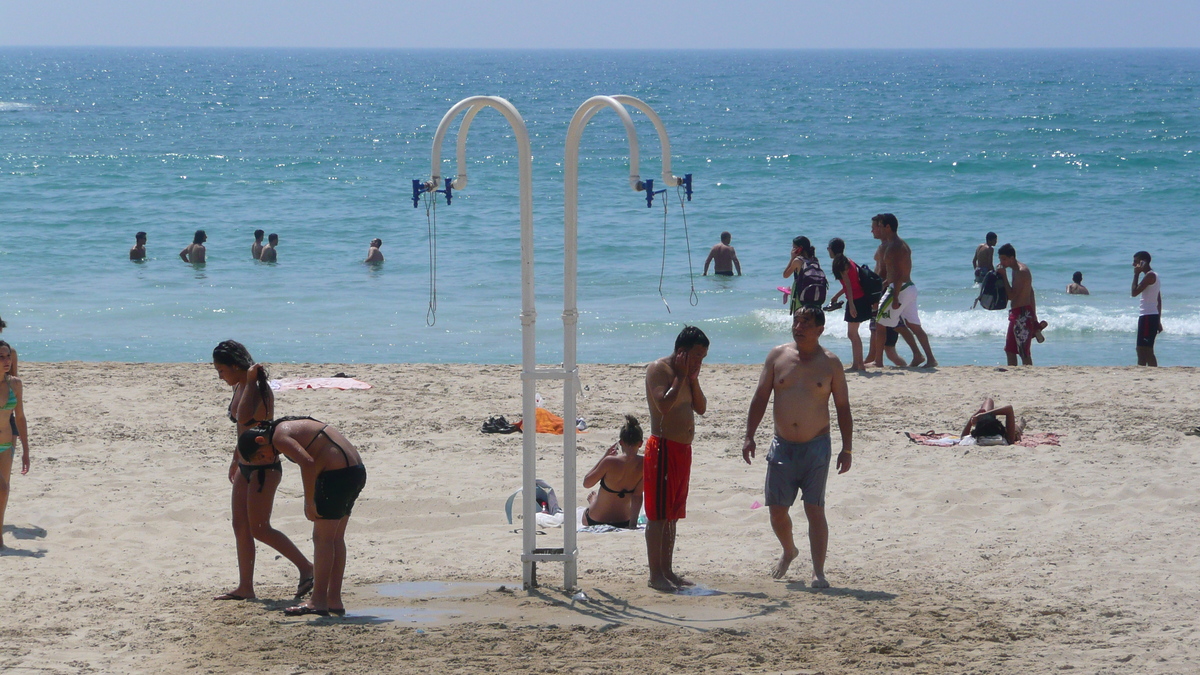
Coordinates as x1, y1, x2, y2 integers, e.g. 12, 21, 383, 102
908, 354, 926, 368
845, 364, 865, 372
213, 590, 255, 601
811, 574, 830, 589
667, 572, 695, 587
771, 547, 799, 579
923, 359, 938, 368
648, 577, 676, 592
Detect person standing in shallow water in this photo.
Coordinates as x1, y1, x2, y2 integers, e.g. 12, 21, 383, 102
260, 233, 279, 263
180, 230, 207, 263
703, 231, 741, 276
364, 238, 384, 263
972, 232, 997, 284
211, 341, 313, 602
1066, 271, 1089, 295
743, 307, 852, 587
251, 230, 265, 260
130, 232, 147, 261
644, 326, 708, 592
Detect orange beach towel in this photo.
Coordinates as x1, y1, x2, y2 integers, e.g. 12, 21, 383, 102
513, 408, 574, 435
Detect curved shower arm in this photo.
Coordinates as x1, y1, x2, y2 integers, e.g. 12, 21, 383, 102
612, 95, 682, 187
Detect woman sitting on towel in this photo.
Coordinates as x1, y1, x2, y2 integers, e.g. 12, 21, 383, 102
212, 342, 313, 602
582, 414, 644, 529
961, 397, 1026, 446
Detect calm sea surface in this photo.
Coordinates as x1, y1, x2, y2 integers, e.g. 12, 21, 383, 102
1, 49, 1197, 366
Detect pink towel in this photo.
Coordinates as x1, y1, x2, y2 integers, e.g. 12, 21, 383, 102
270, 378, 372, 391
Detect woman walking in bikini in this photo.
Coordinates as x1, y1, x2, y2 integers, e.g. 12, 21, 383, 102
0, 340, 30, 550
211, 340, 313, 601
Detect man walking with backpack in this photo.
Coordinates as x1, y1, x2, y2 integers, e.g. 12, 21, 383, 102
783, 236, 827, 315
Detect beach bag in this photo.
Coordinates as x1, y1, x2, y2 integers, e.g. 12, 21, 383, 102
856, 263, 884, 304
973, 270, 1008, 310
791, 259, 828, 310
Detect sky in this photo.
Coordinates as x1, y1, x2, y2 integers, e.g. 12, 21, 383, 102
2, 0, 1198, 50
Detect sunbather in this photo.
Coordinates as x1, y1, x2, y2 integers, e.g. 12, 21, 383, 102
961, 397, 1026, 445
582, 415, 644, 529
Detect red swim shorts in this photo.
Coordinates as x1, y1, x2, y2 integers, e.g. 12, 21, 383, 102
1005, 305, 1036, 358
644, 435, 692, 521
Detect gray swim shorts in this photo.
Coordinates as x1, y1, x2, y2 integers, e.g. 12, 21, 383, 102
764, 434, 832, 508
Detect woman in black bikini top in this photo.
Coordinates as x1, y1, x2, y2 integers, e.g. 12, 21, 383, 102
239, 416, 366, 617
581, 414, 645, 529
210, 341, 313, 603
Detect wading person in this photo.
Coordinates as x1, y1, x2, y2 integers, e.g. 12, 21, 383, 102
1131, 251, 1162, 367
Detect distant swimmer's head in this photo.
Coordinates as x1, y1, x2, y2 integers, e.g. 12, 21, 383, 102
135, 231, 147, 244
254, 229, 265, 242
720, 231, 731, 245
619, 414, 644, 450
371, 238, 382, 248
193, 230, 207, 245
268, 233, 279, 245
986, 232, 997, 245
674, 325, 710, 361
238, 424, 273, 462
0, 316, 6, 331
1072, 271, 1083, 284
972, 413, 1005, 439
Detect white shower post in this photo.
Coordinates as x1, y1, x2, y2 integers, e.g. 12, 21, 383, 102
420, 96, 547, 590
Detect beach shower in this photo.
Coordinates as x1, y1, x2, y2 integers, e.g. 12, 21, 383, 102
413, 95, 691, 590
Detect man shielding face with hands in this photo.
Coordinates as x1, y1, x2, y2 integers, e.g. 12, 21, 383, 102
743, 306, 852, 588
644, 326, 709, 592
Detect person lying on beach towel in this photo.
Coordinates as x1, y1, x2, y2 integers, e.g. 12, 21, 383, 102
269, 377, 372, 391
580, 414, 644, 529
960, 396, 1024, 445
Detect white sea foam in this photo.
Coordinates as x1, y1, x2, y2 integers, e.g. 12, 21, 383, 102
0, 102, 35, 112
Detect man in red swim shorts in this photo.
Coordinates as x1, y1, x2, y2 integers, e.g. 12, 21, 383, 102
644, 326, 708, 592
997, 243, 1045, 366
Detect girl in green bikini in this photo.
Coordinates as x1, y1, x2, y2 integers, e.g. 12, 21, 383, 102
0, 340, 31, 550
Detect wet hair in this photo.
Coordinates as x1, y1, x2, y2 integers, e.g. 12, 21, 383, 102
1134, 250, 1151, 263
720, 231, 731, 244
998, 243, 1016, 258
212, 340, 271, 412
792, 236, 816, 259
674, 325, 710, 352
986, 232, 997, 244
135, 231, 147, 241
828, 237, 849, 278
1072, 271, 1083, 284
0, 316, 5, 331
873, 213, 898, 231
619, 414, 643, 447
254, 229, 265, 241
972, 413, 1005, 439
268, 233, 279, 244
237, 426, 269, 462
794, 304, 825, 327
371, 238, 382, 247
193, 230, 207, 244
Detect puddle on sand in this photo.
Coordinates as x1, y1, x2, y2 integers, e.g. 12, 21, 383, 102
674, 584, 723, 597
347, 607, 448, 623
374, 581, 499, 599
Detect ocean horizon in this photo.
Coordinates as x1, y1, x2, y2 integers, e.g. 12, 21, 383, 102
2, 48, 1197, 366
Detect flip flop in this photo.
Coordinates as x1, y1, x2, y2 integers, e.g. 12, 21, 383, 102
284, 605, 330, 617
294, 575, 315, 599
213, 592, 251, 601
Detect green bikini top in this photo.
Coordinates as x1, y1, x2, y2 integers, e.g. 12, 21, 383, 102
1, 378, 16, 412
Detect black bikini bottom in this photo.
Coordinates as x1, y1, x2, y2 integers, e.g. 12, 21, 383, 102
584, 510, 634, 529
239, 461, 282, 493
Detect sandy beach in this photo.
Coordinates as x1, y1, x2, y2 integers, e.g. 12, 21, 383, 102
2, 361, 1198, 674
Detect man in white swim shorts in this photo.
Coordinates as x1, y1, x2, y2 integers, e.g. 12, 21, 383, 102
870, 213, 937, 367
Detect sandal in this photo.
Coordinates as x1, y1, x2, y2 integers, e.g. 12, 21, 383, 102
294, 575, 315, 600
284, 604, 330, 617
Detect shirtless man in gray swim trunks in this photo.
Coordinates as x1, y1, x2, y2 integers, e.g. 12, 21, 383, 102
743, 305, 852, 588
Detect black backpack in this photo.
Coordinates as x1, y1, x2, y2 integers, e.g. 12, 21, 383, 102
791, 259, 828, 311
856, 263, 884, 305
973, 270, 1008, 311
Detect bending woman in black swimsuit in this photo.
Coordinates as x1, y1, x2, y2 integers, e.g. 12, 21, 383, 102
211, 342, 313, 601
239, 414, 367, 617
581, 415, 644, 529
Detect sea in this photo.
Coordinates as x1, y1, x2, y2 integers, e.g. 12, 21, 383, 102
1, 49, 1197, 367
